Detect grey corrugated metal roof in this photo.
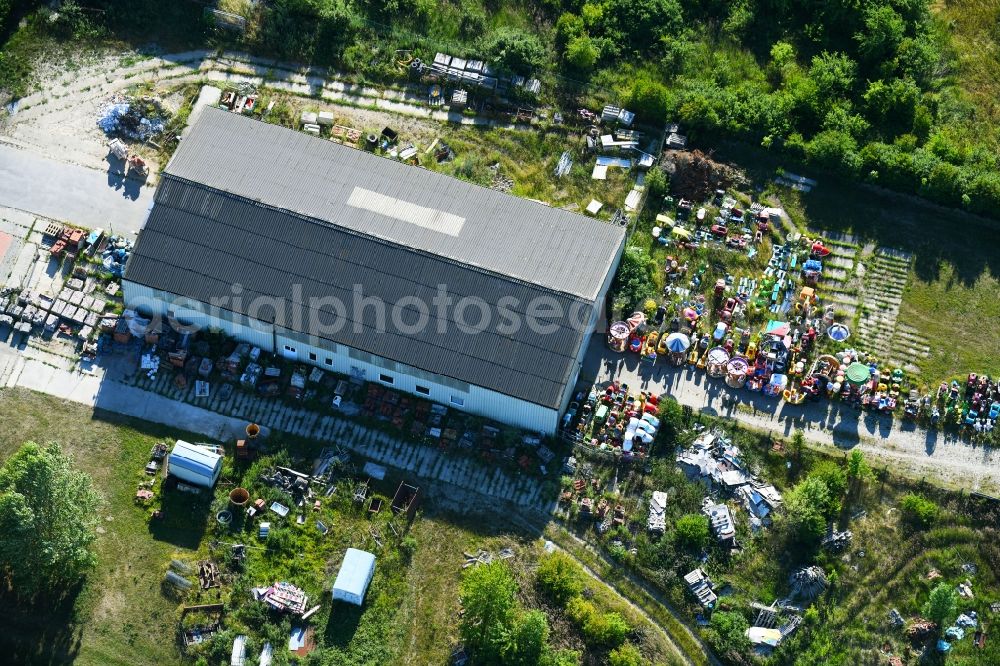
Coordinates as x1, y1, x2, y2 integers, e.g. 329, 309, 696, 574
165, 107, 624, 301
125, 179, 596, 408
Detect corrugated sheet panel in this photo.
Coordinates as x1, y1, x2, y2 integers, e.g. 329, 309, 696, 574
164, 107, 625, 301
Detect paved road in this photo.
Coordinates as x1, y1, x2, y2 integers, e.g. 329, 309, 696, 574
580, 337, 1000, 491
0, 143, 154, 236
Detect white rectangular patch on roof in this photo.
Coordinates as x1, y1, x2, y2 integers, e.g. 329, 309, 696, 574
346, 186, 465, 236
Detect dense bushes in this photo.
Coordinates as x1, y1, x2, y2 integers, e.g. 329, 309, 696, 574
537, 551, 584, 604
535, 552, 647, 657
566, 596, 630, 647
674, 513, 710, 550
707, 611, 750, 656
459, 561, 556, 663
900, 493, 939, 528
479, 26, 547, 72
611, 247, 656, 316
781, 459, 849, 546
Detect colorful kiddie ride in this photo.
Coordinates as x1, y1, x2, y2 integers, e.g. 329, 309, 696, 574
608, 312, 646, 353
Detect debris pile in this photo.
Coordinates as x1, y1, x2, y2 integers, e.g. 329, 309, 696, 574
255, 581, 308, 615
489, 163, 513, 193
661, 149, 747, 202
906, 618, 937, 639
821, 527, 852, 551
788, 566, 827, 602
684, 568, 717, 608
101, 236, 133, 277
97, 94, 168, 141
198, 561, 220, 590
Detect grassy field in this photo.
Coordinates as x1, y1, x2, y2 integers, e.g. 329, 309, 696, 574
0, 388, 682, 665
931, 0, 1000, 152
426, 125, 637, 219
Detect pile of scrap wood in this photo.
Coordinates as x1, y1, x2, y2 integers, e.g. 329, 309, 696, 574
463, 549, 494, 568
198, 561, 220, 590
661, 149, 747, 202
255, 582, 308, 615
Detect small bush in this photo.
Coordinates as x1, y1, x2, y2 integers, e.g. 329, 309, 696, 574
608, 642, 646, 666
566, 596, 630, 647
674, 513, 710, 550
900, 493, 938, 528
399, 535, 417, 561
536, 552, 583, 605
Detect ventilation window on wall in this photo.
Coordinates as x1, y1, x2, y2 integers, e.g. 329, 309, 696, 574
450, 395, 465, 406
308, 352, 317, 361
415, 385, 430, 395
325, 358, 333, 367
379, 373, 394, 384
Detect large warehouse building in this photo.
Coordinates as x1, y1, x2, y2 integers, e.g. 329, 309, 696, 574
123, 107, 626, 433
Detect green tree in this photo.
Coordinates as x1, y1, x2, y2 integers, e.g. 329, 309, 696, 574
644, 166, 668, 200
0, 442, 102, 596
608, 642, 646, 666
655, 396, 684, 446
479, 27, 547, 72
856, 4, 905, 63
536, 551, 583, 605
923, 582, 958, 631
627, 76, 670, 122
900, 493, 938, 528
863, 78, 920, 135
806, 130, 861, 175
674, 513, 710, 550
458, 0, 487, 37
598, 0, 682, 52
808, 51, 857, 102
846, 449, 870, 483
783, 476, 830, 544
810, 461, 847, 516
708, 610, 750, 654
565, 34, 599, 72
459, 561, 518, 660
505, 610, 550, 665
846, 449, 871, 500
555, 12, 585, 51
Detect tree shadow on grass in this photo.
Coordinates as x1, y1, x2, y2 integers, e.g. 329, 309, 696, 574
0, 579, 85, 665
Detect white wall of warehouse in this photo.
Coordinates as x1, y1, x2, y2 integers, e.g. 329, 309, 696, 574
122, 281, 560, 433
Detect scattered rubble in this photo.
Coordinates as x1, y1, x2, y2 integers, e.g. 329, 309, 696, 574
97, 94, 169, 141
